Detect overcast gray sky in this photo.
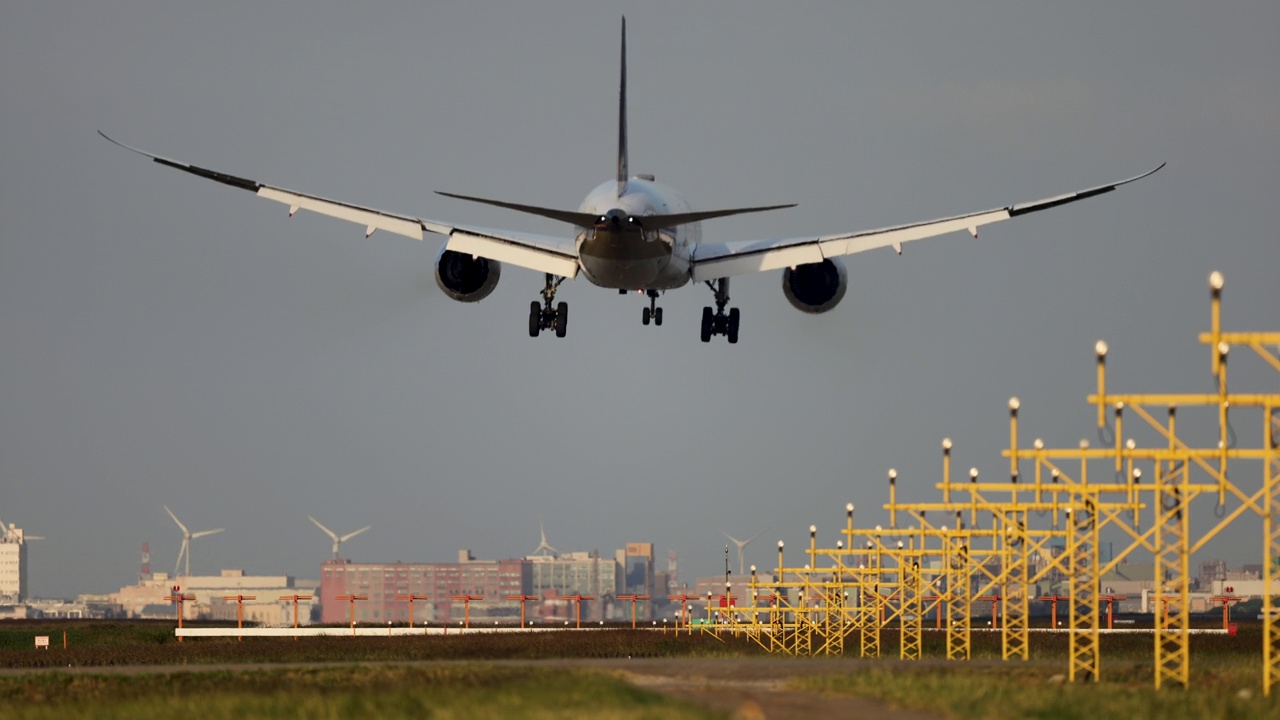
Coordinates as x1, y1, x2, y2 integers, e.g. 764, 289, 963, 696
2, 1, 1277, 599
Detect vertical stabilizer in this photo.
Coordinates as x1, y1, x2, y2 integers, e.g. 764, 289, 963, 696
616, 17, 628, 196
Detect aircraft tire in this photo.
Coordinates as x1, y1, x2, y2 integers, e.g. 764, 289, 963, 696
554, 302, 568, 338
529, 301, 541, 337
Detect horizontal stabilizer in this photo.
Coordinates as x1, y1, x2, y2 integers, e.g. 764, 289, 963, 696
642, 204, 796, 228
435, 191, 600, 227
437, 190, 794, 229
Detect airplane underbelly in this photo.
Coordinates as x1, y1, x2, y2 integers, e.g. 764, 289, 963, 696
579, 230, 672, 288
580, 253, 665, 288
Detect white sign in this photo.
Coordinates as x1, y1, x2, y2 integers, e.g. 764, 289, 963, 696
34, 636, 49, 649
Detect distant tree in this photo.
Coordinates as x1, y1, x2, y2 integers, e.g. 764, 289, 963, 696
1234, 598, 1263, 616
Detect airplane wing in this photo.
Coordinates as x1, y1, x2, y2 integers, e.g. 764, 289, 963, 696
99, 132, 580, 278
689, 164, 1164, 282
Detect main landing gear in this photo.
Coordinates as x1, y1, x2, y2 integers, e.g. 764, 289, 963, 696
529, 273, 567, 338
641, 289, 663, 326
701, 278, 739, 344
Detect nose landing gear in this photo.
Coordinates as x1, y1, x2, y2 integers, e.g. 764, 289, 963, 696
641, 289, 663, 326
700, 278, 739, 343
528, 273, 568, 338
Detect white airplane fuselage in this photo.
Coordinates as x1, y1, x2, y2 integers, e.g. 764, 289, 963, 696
574, 178, 698, 290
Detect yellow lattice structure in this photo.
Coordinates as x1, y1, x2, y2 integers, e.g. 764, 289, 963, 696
1008, 271, 1278, 690
735, 271, 1275, 692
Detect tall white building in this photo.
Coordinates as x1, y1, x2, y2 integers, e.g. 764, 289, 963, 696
0, 524, 30, 602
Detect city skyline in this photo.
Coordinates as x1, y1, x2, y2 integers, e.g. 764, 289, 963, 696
4, 511, 1273, 602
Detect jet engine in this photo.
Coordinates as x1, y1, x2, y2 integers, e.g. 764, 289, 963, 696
434, 247, 501, 302
781, 257, 847, 314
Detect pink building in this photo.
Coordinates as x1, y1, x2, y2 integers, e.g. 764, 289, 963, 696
319, 556, 531, 625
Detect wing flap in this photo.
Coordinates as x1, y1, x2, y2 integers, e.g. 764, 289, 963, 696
691, 241, 823, 281
257, 187, 432, 240
817, 209, 1010, 257
448, 230, 580, 278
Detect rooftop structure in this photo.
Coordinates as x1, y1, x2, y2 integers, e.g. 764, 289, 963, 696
0, 519, 40, 602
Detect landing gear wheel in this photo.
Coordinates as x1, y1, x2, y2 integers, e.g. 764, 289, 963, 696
529, 273, 568, 338
699, 278, 740, 344
554, 301, 568, 338
529, 301, 542, 338
641, 289, 663, 328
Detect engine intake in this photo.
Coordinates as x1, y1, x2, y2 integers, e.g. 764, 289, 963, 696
435, 248, 501, 302
782, 258, 847, 314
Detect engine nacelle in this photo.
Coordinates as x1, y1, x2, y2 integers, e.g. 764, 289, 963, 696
435, 247, 501, 303
781, 257, 847, 314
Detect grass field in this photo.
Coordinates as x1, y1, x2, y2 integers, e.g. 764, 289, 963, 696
0, 664, 720, 720
1, 620, 1276, 719
793, 625, 1279, 719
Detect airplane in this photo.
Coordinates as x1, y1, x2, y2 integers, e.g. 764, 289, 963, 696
101, 18, 1162, 344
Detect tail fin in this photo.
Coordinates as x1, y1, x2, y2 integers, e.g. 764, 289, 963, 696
616, 17, 628, 197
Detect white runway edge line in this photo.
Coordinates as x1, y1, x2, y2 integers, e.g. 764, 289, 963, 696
174, 627, 1231, 638
175, 627, 619, 637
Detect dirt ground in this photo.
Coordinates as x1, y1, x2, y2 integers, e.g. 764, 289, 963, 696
582, 657, 945, 719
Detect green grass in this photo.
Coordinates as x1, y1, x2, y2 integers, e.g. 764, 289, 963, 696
2, 620, 1274, 719
784, 623, 1274, 719
793, 660, 1276, 720
0, 665, 722, 720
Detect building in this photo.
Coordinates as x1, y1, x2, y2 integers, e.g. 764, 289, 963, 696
528, 551, 618, 596
0, 523, 32, 602
621, 542, 654, 597
1206, 578, 1278, 601
527, 551, 620, 622
319, 553, 531, 625
110, 569, 319, 625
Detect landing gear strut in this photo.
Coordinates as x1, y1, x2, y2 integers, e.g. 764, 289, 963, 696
700, 278, 739, 344
529, 273, 568, 338
641, 289, 663, 326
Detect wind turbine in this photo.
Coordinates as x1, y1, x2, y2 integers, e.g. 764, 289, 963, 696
164, 505, 224, 578
722, 528, 769, 576
308, 515, 370, 560
530, 517, 558, 558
